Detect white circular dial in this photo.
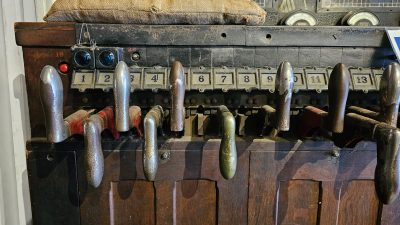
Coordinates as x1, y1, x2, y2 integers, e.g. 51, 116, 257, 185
285, 12, 317, 26
347, 12, 379, 26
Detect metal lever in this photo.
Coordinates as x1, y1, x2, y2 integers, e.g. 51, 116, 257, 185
348, 63, 400, 127
218, 105, 237, 180
326, 63, 350, 133
40, 65, 89, 142
113, 61, 130, 132
170, 61, 185, 132
336, 113, 400, 204
275, 61, 294, 131
84, 106, 142, 188
262, 61, 295, 137
297, 63, 350, 137
379, 63, 400, 126
143, 105, 164, 181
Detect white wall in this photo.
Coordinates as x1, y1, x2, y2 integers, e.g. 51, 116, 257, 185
0, 0, 54, 224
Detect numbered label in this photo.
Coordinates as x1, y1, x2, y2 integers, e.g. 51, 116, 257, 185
97, 72, 113, 85
215, 73, 234, 85
238, 73, 257, 86
130, 72, 142, 87
307, 74, 326, 85
375, 74, 382, 88
192, 73, 211, 85
353, 74, 373, 87
145, 73, 164, 85
260, 73, 276, 86
73, 72, 94, 85
294, 73, 304, 86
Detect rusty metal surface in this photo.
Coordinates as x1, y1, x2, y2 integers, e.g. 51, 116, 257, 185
143, 105, 164, 181
169, 61, 185, 132
113, 61, 130, 132
326, 63, 350, 133
218, 105, 237, 180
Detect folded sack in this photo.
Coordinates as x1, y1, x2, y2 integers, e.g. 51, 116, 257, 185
44, 0, 266, 25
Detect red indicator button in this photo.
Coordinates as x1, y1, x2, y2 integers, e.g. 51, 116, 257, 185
58, 63, 69, 74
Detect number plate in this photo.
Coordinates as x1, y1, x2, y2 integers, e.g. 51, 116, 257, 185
306, 72, 328, 91
259, 68, 277, 92
373, 69, 384, 89
350, 68, 377, 91
190, 67, 213, 92
143, 68, 167, 89
213, 68, 236, 91
97, 72, 113, 85
73, 72, 94, 85
192, 73, 211, 85
215, 73, 234, 85
130, 67, 143, 90
71, 71, 95, 91
293, 69, 306, 91
237, 68, 259, 91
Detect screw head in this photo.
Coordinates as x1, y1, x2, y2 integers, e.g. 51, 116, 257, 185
161, 152, 170, 160
131, 52, 141, 61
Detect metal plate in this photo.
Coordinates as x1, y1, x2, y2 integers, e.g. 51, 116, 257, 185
305, 68, 329, 93
236, 67, 260, 92
71, 70, 95, 92
350, 68, 377, 92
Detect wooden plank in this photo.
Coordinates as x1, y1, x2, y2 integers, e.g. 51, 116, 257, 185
277, 180, 320, 225
319, 181, 341, 225
248, 150, 378, 225
337, 181, 379, 225
27, 151, 80, 225
175, 180, 217, 225
217, 149, 249, 225
15, 22, 75, 47
155, 181, 175, 225
109, 181, 155, 225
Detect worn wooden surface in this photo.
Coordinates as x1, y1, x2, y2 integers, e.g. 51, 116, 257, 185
26, 139, 400, 225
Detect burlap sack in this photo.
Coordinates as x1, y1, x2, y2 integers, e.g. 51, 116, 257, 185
44, 0, 266, 25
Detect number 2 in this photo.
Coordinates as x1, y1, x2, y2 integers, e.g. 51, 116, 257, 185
104, 75, 111, 83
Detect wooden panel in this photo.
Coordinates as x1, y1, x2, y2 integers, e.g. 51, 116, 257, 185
15, 22, 75, 47
319, 181, 341, 225
277, 180, 320, 225
175, 180, 217, 225
109, 181, 155, 225
27, 151, 80, 225
248, 149, 377, 225
337, 181, 380, 225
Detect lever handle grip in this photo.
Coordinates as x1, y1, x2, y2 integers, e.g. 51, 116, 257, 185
170, 61, 186, 132
84, 115, 105, 188
275, 62, 294, 131
218, 105, 237, 180
379, 62, 400, 127
113, 61, 130, 132
40, 66, 67, 143
143, 105, 164, 181
375, 126, 400, 204
326, 63, 350, 133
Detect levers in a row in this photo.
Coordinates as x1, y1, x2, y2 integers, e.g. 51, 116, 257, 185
298, 62, 400, 205
39, 60, 400, 205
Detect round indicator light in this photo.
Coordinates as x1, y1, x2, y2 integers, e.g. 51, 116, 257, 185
99, 51, 115, 67
58, 63, 69, 74
74, 50, 92, 67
